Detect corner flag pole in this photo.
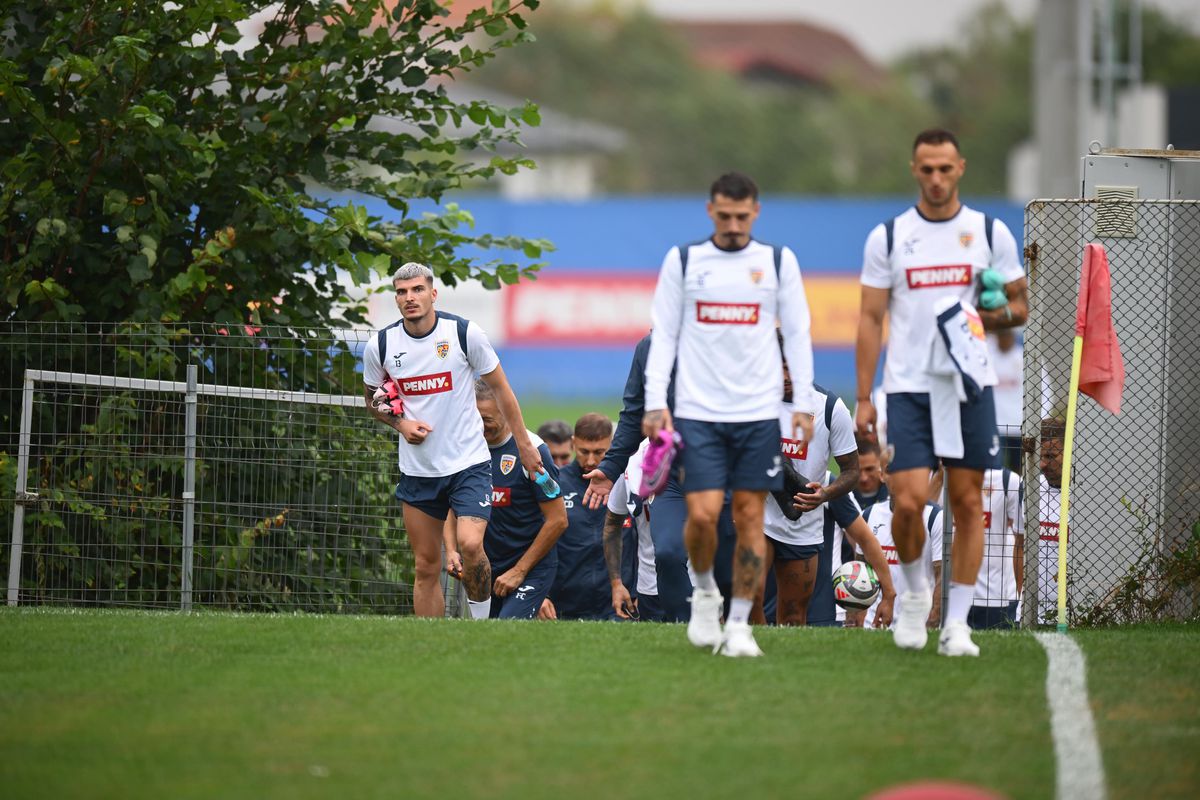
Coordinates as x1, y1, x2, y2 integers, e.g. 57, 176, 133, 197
1055, 336, 1084, 633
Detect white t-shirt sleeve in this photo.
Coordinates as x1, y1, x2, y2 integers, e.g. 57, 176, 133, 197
929, 507, 944, 564
363, 334, 386, 388
1007, 473, 1024, 536
829, 398, 857, 457
466, 321, 501, 376
607, 473, 630, 515
860, 223, 892, 290
645, 246, 685, 412
778, 246, 816, 414
990, 220, 1024, 283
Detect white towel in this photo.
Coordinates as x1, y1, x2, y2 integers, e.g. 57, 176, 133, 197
924, 298, 992, 459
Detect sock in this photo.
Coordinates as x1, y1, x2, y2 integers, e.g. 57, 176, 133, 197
946, 582, 975, 626
692, 569, 717, 592
467, 598, 492, 620
727, 598, 752, 626
899, 559, 930, 595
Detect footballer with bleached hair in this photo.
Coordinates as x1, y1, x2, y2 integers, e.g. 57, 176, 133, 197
362, 261, 544, 620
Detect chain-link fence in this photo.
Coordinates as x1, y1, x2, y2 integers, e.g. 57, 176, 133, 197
0, 322, 465, 616
1022, 199, 1200, 626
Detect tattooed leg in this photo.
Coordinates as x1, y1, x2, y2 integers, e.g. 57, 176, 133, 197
456, 515, 492, 602
774, 555, 817, 626
730, 489, 768, 601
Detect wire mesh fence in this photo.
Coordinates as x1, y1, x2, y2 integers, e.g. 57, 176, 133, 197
1021, 199, 1200, 626
0, 322, 465, 615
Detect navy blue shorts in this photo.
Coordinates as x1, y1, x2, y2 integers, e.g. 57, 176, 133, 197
886, 388, 1000, 472
768, 539, 823, 562
395, 461, 493, 522
634, 593, 666, 622
491, 556, 556, 620
674, 417, 783, 493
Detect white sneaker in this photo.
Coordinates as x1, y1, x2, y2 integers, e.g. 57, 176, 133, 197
686, 589, 724, 649
893, 588, 933, 650
718, 621, 763, 658
938, 620, 980, 657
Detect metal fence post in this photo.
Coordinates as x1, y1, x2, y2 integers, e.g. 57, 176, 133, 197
940, 473, 953, 628
6, 372, 36, 607
181, 364, 197, 611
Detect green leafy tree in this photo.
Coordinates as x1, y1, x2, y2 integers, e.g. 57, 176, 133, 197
0, 0, 549, 327
473, 4, 932, 195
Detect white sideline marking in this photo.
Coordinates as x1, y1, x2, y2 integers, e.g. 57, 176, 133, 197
1035, 633, 1107, 800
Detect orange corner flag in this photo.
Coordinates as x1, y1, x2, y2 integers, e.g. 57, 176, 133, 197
1075, 244, 1125, 415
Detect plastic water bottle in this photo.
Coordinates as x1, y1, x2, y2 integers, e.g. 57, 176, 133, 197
534, 469, 561, 499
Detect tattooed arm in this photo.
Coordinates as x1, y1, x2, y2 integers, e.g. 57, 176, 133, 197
603, 510, 636, 619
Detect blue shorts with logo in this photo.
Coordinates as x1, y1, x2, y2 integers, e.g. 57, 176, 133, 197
674, 417, 783, 493
886, 388, 1000, 472
395, 461, 493, 522
490, 555, 556, 620
769, 539, 823, 562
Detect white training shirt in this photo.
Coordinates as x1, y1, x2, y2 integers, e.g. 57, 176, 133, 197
607, 442, 657, 596
859, 500, 944, 628
764, 394, 857, 547
645, 238, 816, 419
827, 490, 863, 624
1036, 474, 1063, 623
362, 312, 500, 477
974, 469, 1023, 607
861, 205, 1023, 394
988, 335, 1024, 433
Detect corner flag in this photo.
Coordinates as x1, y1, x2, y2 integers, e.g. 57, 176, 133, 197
1055, 243, 1124, 632
1075, 244, 1125, 414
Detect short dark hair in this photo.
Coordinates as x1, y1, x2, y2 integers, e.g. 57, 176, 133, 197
474, 379, 495, 402
536, 419, 572, 445
573, 413, 613, 442
912, 128, 960, 154
710, 172, 759, 202
1040, 417, 1065, 442
857, 438, 882, 457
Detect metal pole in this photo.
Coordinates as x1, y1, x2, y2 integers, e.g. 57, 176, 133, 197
1130, 0, 1142, 86
940, 466, 953, 628
7, 373, 36, 606
181, 365, 197, 611
1100, 0, 1117, 147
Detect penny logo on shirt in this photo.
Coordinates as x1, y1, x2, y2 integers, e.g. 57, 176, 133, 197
499, 454, 517, 475
696, 302, 760, 324
905, 265, 971, 289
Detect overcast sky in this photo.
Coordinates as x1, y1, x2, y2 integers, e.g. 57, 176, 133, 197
615, 0, 1200, 63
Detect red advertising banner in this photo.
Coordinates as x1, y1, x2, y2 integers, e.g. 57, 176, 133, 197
501, 271, 862, 347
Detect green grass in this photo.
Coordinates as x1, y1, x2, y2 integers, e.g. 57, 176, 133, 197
519, 397, 622, 433
0, 611, 1195, 800
1075, 624, 1200, 800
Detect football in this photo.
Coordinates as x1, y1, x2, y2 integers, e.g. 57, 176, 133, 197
832, 560, 881, 610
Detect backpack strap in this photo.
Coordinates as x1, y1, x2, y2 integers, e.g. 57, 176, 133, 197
812, 382, 838, 431
926, 504, 942, 535
677, 238, 710, 279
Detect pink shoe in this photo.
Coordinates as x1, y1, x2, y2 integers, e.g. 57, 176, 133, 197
372, 378, 405, 416
638, 430, 682, 498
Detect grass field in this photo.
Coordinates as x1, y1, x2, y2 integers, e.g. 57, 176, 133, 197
0, 610, 1196, 800
519, 398, 623, 434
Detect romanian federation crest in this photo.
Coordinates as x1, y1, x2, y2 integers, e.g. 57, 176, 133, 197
959, 231, 974, 248
499, 454, 517, 475
435, 340, 450, 360
749, 268, 764, 284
